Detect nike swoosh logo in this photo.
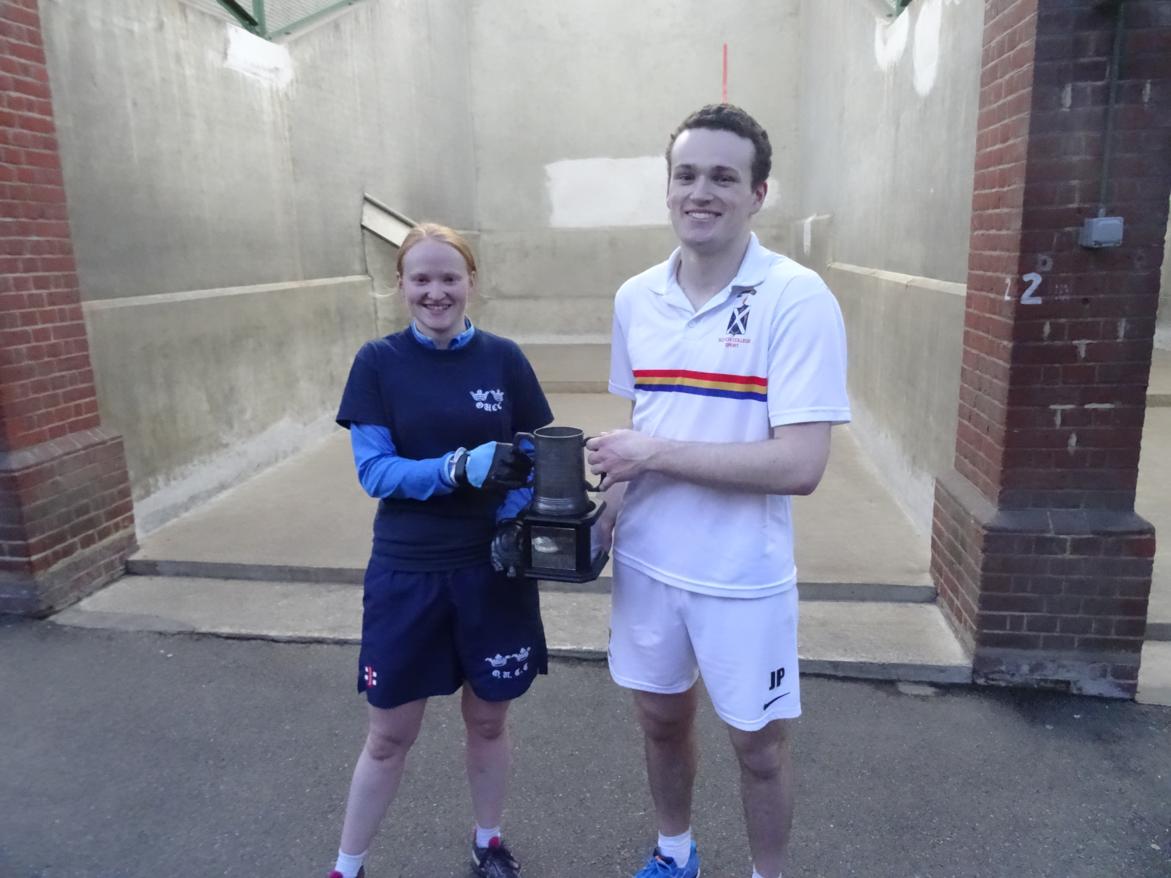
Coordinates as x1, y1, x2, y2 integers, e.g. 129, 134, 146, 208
762, 693, 788, 710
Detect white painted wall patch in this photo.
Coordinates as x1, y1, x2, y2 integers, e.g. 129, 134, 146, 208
547, 157, 668, 228
225, 26, 293, 88
874, 12, 910, 71
912, 0, 943, 96
546, 156, 778, 229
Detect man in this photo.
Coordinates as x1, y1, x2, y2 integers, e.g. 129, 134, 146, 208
586, 104, 850, 878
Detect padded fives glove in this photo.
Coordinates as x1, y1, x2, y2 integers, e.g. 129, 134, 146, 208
463, 441, 533, 491
490, 518, 525, 578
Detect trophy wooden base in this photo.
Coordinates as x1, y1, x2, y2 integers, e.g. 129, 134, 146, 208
520, 500, 609, 584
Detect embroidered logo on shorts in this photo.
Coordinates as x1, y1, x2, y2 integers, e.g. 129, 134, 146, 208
484, 646, 531, 680
471, 388, 505, 412
363, 665, 378, 688
762, 665, 786, 710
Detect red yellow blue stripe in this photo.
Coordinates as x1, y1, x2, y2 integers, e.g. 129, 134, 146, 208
633, 369, 767, 402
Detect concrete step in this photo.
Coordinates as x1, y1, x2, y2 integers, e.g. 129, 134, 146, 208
1148, 348, 1170, 407
473, 297, 612, 340
1137, 641, 1171, 706
1147, 622, 1171, 641
53, 574, 1171, 701
49, 575, 970, 684
122, 559, 939, 603
519, 339, 610, 392
1137, 406, 1170, 642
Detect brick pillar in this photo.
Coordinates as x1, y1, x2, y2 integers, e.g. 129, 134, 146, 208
0, 0, 135, 614
931, 0, 1171, 697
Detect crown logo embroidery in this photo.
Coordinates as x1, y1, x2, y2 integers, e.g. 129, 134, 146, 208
471, 388, 505, 412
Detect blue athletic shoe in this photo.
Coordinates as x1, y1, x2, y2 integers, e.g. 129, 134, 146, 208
633, 843, 700, 878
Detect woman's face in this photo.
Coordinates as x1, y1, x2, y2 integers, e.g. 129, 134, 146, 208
398, 237, 474, 347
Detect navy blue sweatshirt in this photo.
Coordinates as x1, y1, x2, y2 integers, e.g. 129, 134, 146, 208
337, 328, 553, 570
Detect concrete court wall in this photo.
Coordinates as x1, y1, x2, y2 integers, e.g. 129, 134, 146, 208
795, 0, 984, 533
39, 0, 475, 531
1159, 203, 1171, 349
466, 0, 803, 341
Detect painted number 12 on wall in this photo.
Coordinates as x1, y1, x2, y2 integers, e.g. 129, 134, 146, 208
1004, 272, 1044, 304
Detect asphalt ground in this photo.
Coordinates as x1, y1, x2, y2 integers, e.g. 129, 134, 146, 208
1, 617, 1169, 878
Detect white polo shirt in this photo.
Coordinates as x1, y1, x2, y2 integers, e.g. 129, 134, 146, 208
608, 233, 851, 598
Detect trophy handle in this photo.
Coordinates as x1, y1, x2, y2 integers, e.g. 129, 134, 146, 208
582, 435, 604, 492
512, 432, 535, 456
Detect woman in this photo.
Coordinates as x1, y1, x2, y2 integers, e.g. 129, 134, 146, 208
327, 223, 553, 878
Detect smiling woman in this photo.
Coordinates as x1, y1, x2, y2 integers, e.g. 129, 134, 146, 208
396, 224, 477, 348
326, 222, 555, 878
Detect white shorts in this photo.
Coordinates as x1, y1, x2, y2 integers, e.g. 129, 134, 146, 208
608, 559, 801, 730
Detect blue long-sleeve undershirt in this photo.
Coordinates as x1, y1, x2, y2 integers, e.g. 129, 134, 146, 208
350, 422, 455, 500
349, 424, 532, 521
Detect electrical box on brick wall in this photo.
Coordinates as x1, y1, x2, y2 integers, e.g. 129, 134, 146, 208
1079, 215, 1125, 249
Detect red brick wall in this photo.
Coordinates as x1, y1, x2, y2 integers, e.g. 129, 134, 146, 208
956, 0, 1036, 505
0, 0, 102, 453
0, 429, 133, 573
0, 0, 134, 614
932, 0, 1169, 696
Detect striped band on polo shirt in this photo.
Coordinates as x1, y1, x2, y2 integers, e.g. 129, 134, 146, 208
633, 369, 768, 402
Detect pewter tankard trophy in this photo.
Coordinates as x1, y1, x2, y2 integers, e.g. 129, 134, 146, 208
493, 426, 608, 583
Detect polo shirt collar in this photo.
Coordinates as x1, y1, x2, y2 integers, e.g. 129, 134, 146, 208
410, 317, 475, 350
652, 233, 773, 315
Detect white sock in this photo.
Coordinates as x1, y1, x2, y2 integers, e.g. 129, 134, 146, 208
752, 869, 781, 878
658, 828, 692, 867
333, 849, 366, 878
475, 823, 502, 848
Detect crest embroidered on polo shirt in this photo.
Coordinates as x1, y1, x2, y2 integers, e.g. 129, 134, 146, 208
720, 288, 757, 347
471, 388, 504, 412
726, 288, 757, 335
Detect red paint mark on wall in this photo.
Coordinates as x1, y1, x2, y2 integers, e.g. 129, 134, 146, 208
722, 43, 728, 102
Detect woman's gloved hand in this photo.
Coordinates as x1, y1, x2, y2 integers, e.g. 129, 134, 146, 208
490, 518, 525, 578
450, 441, 533, 490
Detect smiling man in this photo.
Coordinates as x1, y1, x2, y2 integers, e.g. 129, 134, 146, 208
586, 105, 852, 878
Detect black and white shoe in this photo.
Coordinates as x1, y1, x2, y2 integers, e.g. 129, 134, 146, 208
472, 836, 521, 878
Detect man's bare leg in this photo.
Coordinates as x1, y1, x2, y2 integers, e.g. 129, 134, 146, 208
728, 718, 795, 878
633, 687, 699, 836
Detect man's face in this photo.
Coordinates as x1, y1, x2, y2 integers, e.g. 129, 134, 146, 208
667, 127, 766, 255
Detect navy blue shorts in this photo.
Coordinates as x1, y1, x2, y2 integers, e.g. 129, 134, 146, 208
356, 559, 548, 709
